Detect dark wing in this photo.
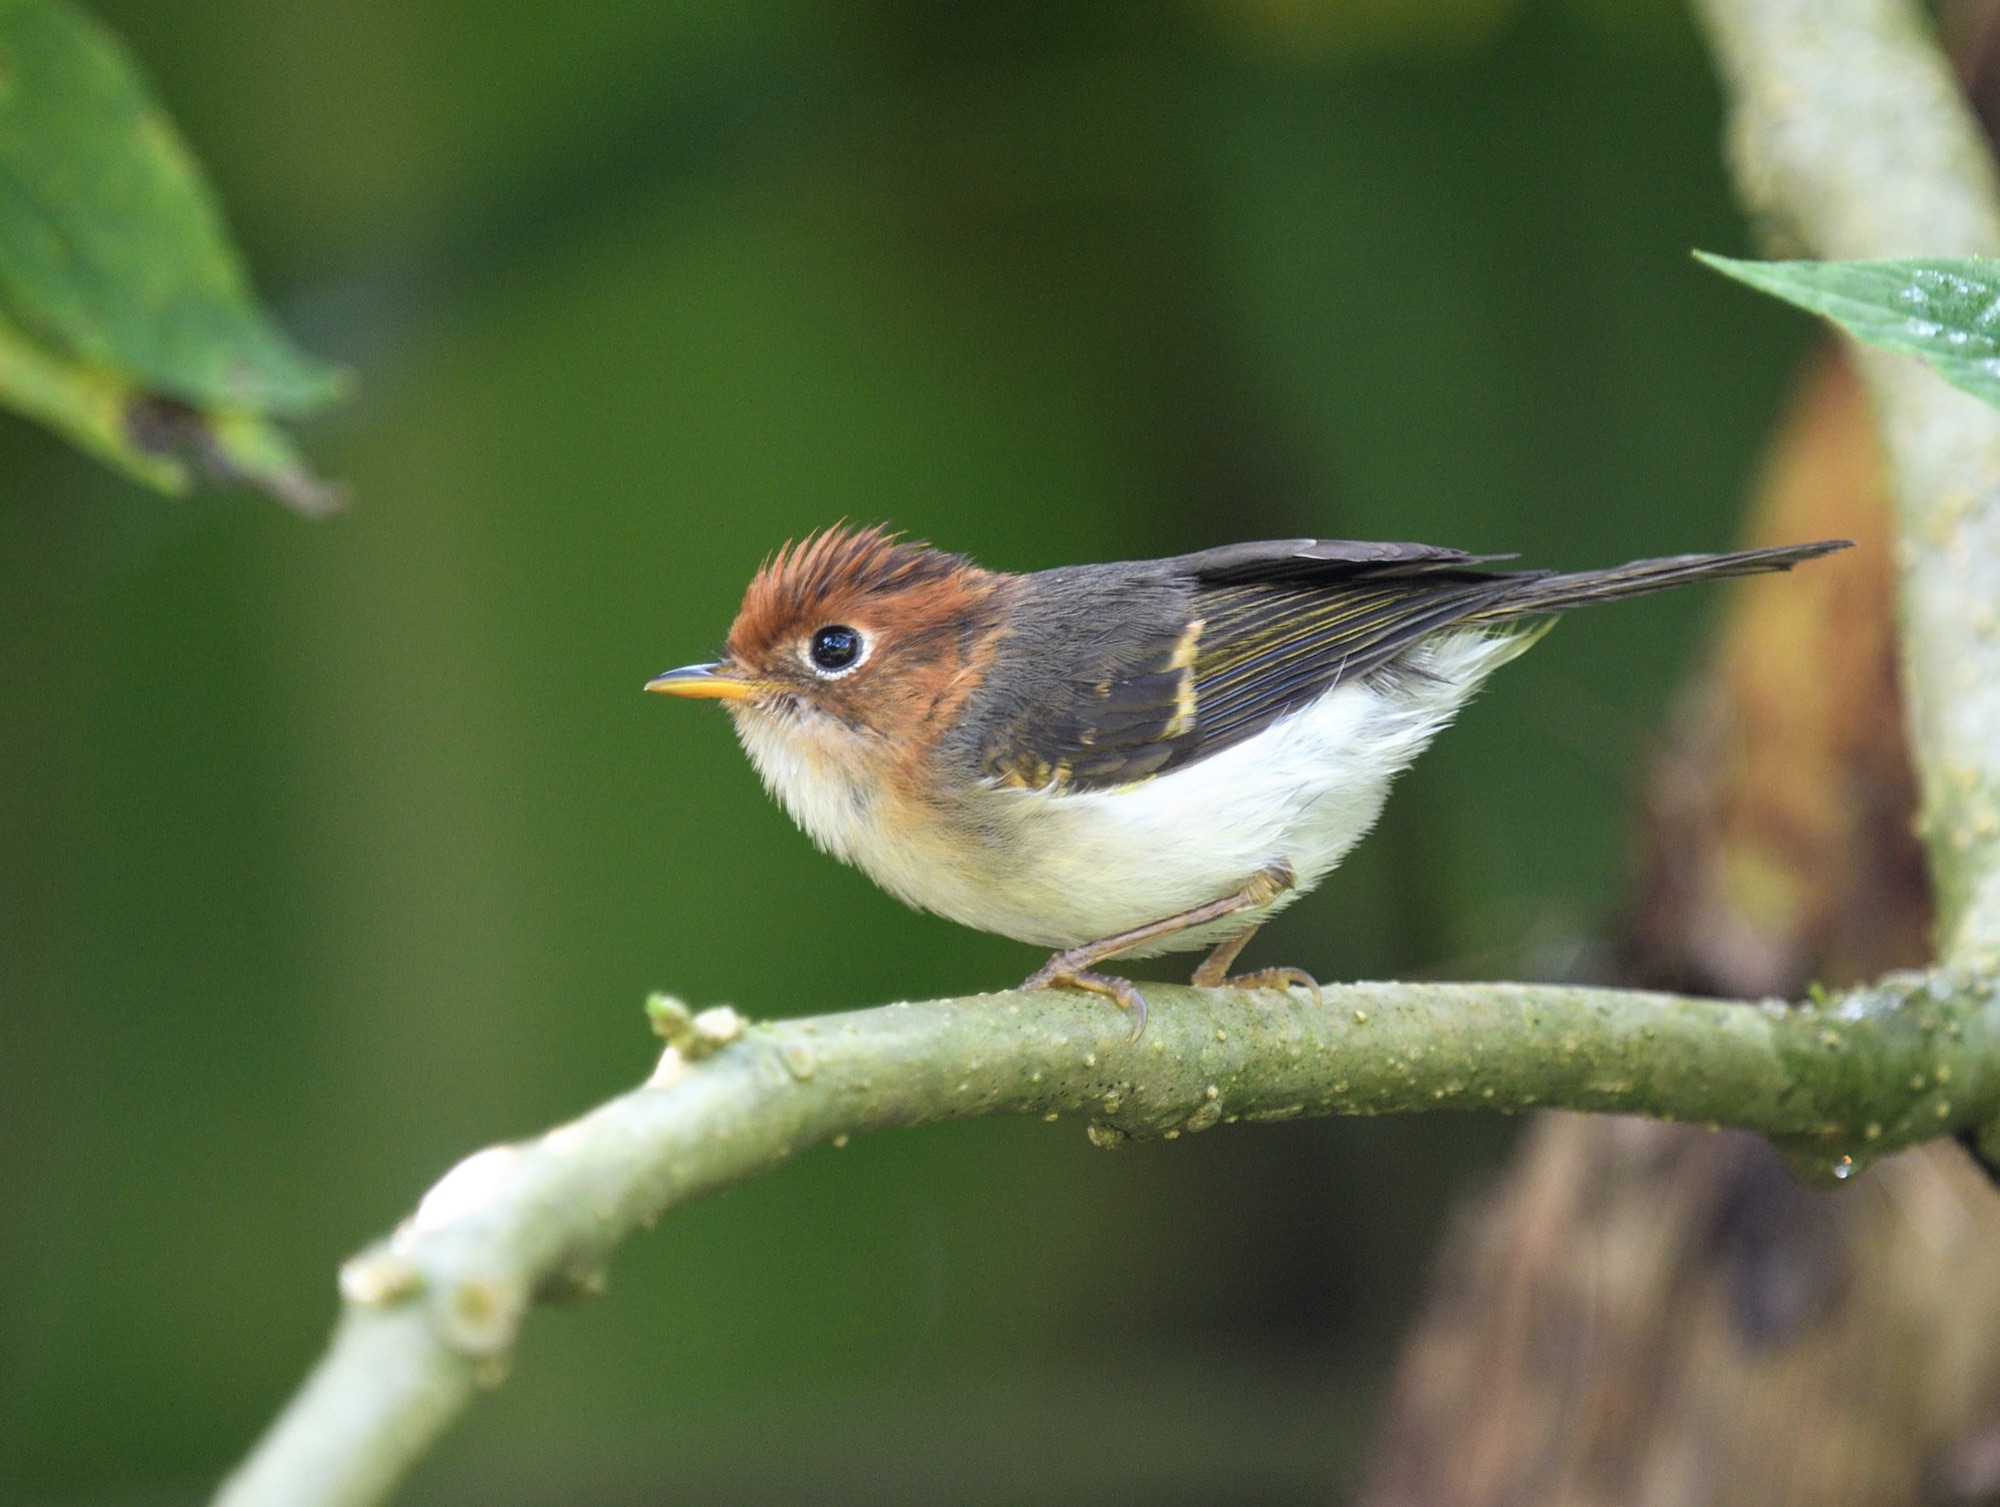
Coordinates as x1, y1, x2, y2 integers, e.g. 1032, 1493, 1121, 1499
1185, 573, 1520, 755
968, 543, 1534, 792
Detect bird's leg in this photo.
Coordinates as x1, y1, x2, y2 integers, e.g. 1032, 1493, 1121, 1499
1020, 863, 1304, 1038
1189, 873, 1323, 1004
1022, 885, 1261, 1040
1189, 923, 1261, 985
1192, 929, 1323, 1002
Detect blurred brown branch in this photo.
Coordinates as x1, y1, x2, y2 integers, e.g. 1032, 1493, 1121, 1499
1620, 354, 1929, 1002
1358, 352, 2000, 1507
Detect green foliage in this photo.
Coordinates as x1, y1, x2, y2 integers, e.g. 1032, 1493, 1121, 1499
0, 0, 344, 506
1700, 251, 2000, 411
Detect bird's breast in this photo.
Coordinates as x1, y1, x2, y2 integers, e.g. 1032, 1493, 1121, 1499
729, 703, 988, 915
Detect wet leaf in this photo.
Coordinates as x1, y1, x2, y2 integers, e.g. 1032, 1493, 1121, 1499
1698, 252, 2000, 411
0, 0, 347, 506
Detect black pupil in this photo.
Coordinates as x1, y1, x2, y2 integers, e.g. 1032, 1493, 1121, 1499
810, 625, 861, 672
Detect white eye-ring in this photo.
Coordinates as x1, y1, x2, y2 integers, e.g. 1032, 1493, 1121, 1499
806, 624, 867, 678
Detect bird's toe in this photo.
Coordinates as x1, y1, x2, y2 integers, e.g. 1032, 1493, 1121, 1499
1210, 965, 1321, 1005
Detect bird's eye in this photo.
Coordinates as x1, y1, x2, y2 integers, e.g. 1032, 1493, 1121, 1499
808, 624, 863, 674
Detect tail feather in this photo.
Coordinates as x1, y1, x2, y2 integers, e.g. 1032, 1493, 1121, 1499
1471, 540, 1851, 620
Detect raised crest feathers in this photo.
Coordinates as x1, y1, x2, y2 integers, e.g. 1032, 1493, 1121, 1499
726, 524, 994, 667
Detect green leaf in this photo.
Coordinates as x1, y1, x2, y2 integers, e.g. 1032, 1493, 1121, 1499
0, 303, 182, 488
1697, 251, 2000, 410
0, 0, 347, 507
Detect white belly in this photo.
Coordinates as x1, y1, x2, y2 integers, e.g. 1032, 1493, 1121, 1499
908, 630, 1531, 952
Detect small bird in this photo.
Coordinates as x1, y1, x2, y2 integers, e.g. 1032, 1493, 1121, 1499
650, 526, 1847, 1033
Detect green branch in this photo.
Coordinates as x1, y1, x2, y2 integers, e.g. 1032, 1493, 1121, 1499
211, 1, 2000, 1503
215, 971, 2000, 1507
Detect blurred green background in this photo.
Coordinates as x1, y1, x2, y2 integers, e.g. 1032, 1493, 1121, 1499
0, 0, 1808, 1501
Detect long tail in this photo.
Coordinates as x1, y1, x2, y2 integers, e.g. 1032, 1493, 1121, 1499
1470, 540, 1851, 620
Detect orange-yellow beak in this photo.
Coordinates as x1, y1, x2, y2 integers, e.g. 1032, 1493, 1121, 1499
644, 662, 760, 700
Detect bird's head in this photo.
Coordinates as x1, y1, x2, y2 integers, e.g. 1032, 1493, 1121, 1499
648, 526, 1013, 766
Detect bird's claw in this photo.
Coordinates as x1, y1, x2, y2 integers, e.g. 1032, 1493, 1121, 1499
1021, 959, 1149, 1041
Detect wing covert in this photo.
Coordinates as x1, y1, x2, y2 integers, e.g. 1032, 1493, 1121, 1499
977, 612, 1205, 790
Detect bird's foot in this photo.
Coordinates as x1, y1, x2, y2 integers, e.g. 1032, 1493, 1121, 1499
1194, 963, 1322, 1006
1021, 955, 1149, 1041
